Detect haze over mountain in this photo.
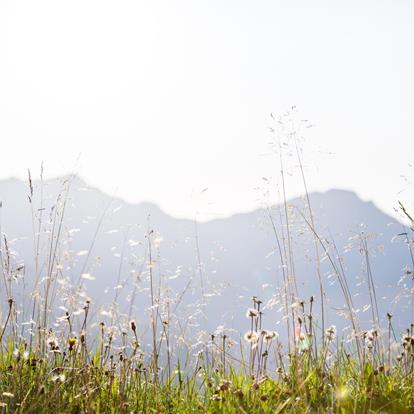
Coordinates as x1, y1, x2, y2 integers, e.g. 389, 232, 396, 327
0, 176, 412, 337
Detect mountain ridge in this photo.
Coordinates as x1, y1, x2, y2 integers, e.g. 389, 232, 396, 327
0, 175, 397, 227
0, 176, 411, 333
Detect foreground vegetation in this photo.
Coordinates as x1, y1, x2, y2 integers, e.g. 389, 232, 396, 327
1, 116, 414, 412
1, 294, 414, 413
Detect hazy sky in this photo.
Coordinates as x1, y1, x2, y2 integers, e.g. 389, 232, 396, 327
1, 1, 413, 220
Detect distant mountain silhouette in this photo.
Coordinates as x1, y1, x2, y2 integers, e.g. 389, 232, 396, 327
0, 176, 412, 338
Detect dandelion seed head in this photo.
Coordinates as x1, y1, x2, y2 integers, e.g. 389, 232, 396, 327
246, 308, 258, 319
325, 325, 337, 340
262, 330, 278, 343
244, 331, 259, 343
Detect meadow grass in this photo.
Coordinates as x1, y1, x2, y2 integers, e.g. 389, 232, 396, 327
0, 307, 414, 413
0, 188, 413, 413
1, 116, 414, 412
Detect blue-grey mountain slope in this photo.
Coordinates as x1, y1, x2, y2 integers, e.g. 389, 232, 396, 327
0, 176, 411, 338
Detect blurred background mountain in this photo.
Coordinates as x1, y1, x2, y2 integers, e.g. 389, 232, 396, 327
0, 176, 412, 338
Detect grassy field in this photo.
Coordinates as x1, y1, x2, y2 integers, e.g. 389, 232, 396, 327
0, 170, 414, 413
0, 307, 414, 413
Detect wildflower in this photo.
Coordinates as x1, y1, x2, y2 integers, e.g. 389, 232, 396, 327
47, 335, 59, 351
233, 389, 244, 398
219, 380, 232, 391
246, 308, 258, 319
368, 329, 378, 339
244, 331, 259, 343
51, 374, 66, 383
68, 337, 77, 351
2, 392, 14, 398
263, 330, 278, 343
363, 329, 378, 347
402, 334, 413, 346
325, 325, 337, 341
130, 320, 137, 332
254, 297, 263, 306
251, 382, 260, 390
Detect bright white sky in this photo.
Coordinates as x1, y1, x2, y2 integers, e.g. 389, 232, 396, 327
0, 1, 413, 221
